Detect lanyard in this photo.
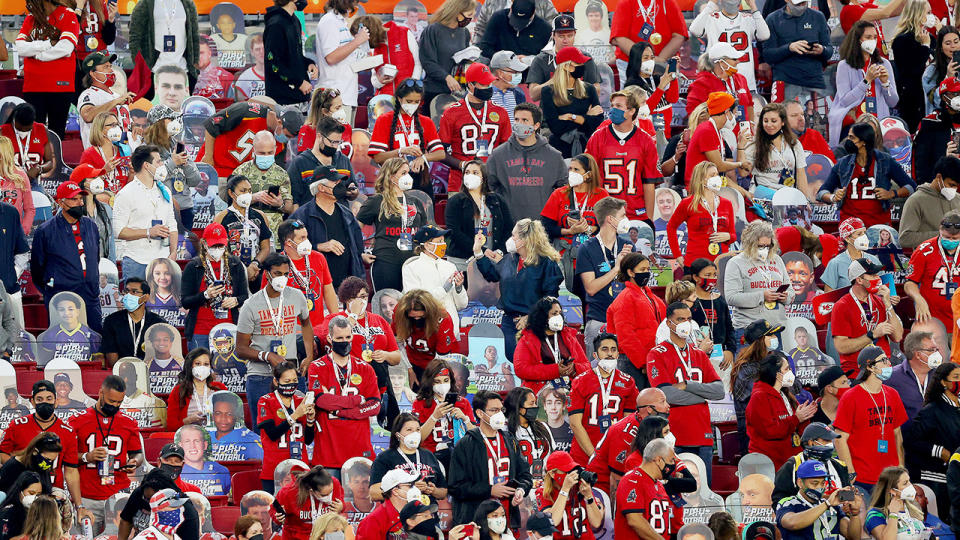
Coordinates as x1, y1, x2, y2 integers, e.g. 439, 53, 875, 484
128, 315, 146, 353
850, 291, 879, 331
95, 410, 115, 443
545, 334, 561, 363
262, 289, 286, 337
711, 119, 724, 153
706, 196, 719, 233
290, 256, 312, 290
595, 368, 616, 413
205, 258, 225, 283
333, 358, 352, 392
309, 496, 323, 521
573, 190, 590, 216
599, 237, 618, 268
14, 131, 30, 168
636, 0, 658, 23
274, 391, 296, 426
671, 342, 693, 379
161, 0, 179, 33
482, 432, 504, 481
397, 113, 418, 143
464, 100, 488, 138
193, 385, 210, 416
938, 240, 960, 282
229, 206, 252, 246
399, 193, 409, 230
779, 390, 794, 415
865, 386, 888, 437
479, 195, 490, 225
399, 449, 422, 469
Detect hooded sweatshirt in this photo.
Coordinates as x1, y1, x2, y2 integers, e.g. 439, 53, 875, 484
762, 6, 832, 89
487, 134, 567, 221
899, 184, 960, 249
263, 5, 310, 105
722, 252, 795, 329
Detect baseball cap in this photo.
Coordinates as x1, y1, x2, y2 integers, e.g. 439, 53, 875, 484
70, 163, 104, 184
398, 500, 438, 522
743, 320, 783, 345
708, 42, 740, 62
800, 422, 840, 443
146, 104, 181, 125
413, 225, 450, 245
940, 77, 960, 96
149, 488, 188, 511
816, 366, 852, 394
556, 46, 591, 65
838, 217, 865, 239
32, 380, 55, 397
847, 257, 884, 281
553, 14, 575, 32
53, 373, 72, 386
280, 108, 304, 136
510, 0, 535, 18
160, 443, 185, 459
465, 62, 498, 85
545, 451, 578, 473
743, 522, 777, 540
527, 512, 561, 536
856, 345, 888, 380
381, 469, 419, 492
707, 91, 736, 115
81, 51, 117, 74
796, 459, 829, 478
309, 165, 350, 196
56, 180, 88, 201
490, 51, 528, 72
202, 223, 228, 247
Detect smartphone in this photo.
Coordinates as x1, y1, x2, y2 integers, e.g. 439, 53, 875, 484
268, 185, 281, 197
952, 129, 960, 149
505, 479, 519, 488
682, 128, 691, 145
305, 391, 315, 405
776, 284, 790, 293
667, 58, 678, 73
839, 489, 855, 502
462, 524, 475, 537
175, 141, 185, 154
444, 392, 459, 405
212, 280, 223, 288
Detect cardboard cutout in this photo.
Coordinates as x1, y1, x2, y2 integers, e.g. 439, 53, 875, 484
113, 357, 167, 428
539, 387, 574, 453
182, 96, 217, 148
209, 3, 248, 69
679, 452, 725, 524
468, 324, 517, 394
0, 362, 29, 430
99, 258, 121, 319
195, 35, 236, 99
155, 68, 192, 113
240, 490, 279, 540
0, 97, 25, 126
102, 492, 130, 536
782, 251, 819, 319
144, 323, 185, 395
192, 163, 228, 230
342, 457, 376, 527
782, 318, 834, 388
175, 424, 232, 496
233, 33, 266, 101
208, 390, 262, 460
146, 258, 186, 327
574, 0, 613, 64
10, 331, 37, 364
44, 358, 95, 421
371, 289, 401, 324
393, 0, 428, 40
209, 323, 247, 394
866, 224, 907, 277
37, 292, 102, 368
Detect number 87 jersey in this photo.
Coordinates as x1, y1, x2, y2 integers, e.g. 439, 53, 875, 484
586, 124, 662, 221
615, 467, 672, 540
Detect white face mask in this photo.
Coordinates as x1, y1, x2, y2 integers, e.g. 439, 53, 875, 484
14, 128, 30, 139
463, 174, 483, 190
296, 239, 312, 256
899, 485, 917, 501
548, 314, 564, 332
724, 113, 736, 131
401, 102, 420, 115
167, 118, 184, 137
942, 184, 958, 201
434, 382, 451, 397
107, 126, 123, 143
663, 431, 677, 447
926, 350, 944, 368
706, 176, 724, 191
237, 192, 253, 208
640, 59, 656, 75
319, 492, 334, 503
397, 174, 414, 191
488, 411, 507, 430
757, 247, 770, 260
852, 235, 870, 251
405, 486, 423, 503
402, 431, 422, 449
505, 237, 518, 253
781, 370, 795, 387
207, 247, 225, 260
673, 320, 693, 340
271, 275, 288, 292
193, 365, 211, 380
926, 13, 939, 27
568, 171, 585, 187
860, 39, 877, 55
598, 358, 618, 373
488, 517, 508, 535
768, 336, 780, 350
88, 178, 105, 194
21, 495, 35, 508
616, 217, 631, 234
153, 164, 168, 183
331, 107, 349, 124
950, 96, 960, 111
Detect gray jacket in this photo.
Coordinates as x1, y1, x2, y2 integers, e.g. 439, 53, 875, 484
723, 252, 795, 330
0, 289, 20, 355
159, 139, 201, 209
486, 134, 567, 221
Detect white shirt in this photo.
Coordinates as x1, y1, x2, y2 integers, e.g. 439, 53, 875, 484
689, 2, 770, 91
744, 138, 808, 191
153, 0, 188, 70
233, 66, 265, 100
211, 33, 248, 69
112, 176, 178, 264
401, 253, 468, 334
316, 11, 359, 106
77, 85, 129, 148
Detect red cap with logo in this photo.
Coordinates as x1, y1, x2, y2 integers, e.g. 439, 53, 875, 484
55, 181, 88, 201
555, 46, 590, 66
202, 223, 228, 246
838, 217, 865, 239
465, 62, 498, 85
940, 77, 960, 95
69, 163, 104, 184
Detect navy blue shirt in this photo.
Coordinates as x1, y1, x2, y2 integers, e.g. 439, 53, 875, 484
0, 203, 28, 294
476, 252, 563, 317
575, 234, 631, 323
776, 495, 846, 540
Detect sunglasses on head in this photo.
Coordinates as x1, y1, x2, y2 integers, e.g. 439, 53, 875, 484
942, 219, 960, 231
402, 79, 425, 89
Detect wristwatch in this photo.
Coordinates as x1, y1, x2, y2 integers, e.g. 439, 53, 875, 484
866, 330, 875, 341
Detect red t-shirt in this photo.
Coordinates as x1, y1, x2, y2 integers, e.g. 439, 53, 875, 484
411, 396, 473, 454
275, 477, 345, 540
666, 196, 736, 262
393, 316, 458, 369
17, 6, 79, 93
569, 369, 639, 466
71, 408, 142, 500
369, 111, 443, 156
0, 414, 78, 489
830, 291, 892, 373
684, 119, 723, 185
79, 146, 131, 194
586, 124, 662, 221
540, 187, 610, 246
315, 311, 399, 365
610, 0, 689, 61
308, 355, 380, 468
356, 501, 403, 540
615, 467, 671, 540
840, 4, 886, 50
646, 342, 719, 446
194, 260, 236, 336
906, 237, 959, 332
296, 123, 354, 158
257, 393, 310, 480
536, 487, 598, 540
438, 100, 512, 192
840, 161, 888, 227
0, 123, 48, 172
832, 384, 907, 484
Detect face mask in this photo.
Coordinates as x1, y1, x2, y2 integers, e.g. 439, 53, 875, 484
617, 217, 631, 234
293, 239, 312, 256
207, 247, 226, 260
107, 126, 123, 143
96, 70, 117, 88
411, 518, 440, 536
876, 366, 893, 381
65, 205, 85, 220
663, 432, 677, 448
506, 237, 518, 253
673, 320, 693, 340
401, 102, 420, 115
860, 39, 877, 54
100, 402, 120, 417
942, 185, 958, 201
640, 59, 656, 75
608, 107, 627, 125
434, 382, 451, 397
271, 275, 288, 292
334, 180, 352, 200
488, 516, 507, 535
331, 340, 352, 357
121, 293, 141, 312
548, 314, 565, 332
278, 382, 298, 396
314, 491, 333, 503
926, 13, 939, 27
570, 65, 586, 79
88, 178, 105, 194
706, 176, 724, 191
153, 164, 168, 184
864, 277, 882, 294
34, 402, 54, 420
853, 235, 870, 251
926, 350, 944, 369
568, 171, 585, 187
159, 463, 183, 480
237, 192, 253, 208
768, 337, 780, 351
634, 271, 651, 287
406, 486, 423, 503
899, 485, 917, 501
319, 143, 340, 158
803, 443, 835, 461
720, 0, 740, 11
781, 370, 795, 387
941, 235, 960, 251
598, 358, 618, 373
397, 174, 414, 191
488, 411, 507, 430
31, 454, 55, 471
804, 487, 824, 502
167, 118, 183, 137
700, 277, 718, 291
255, 155, 275, 170
512, 121, 536, 140
660, 459, 677, 477
723, 113, 736, 131
249, 535, 265, 540
521, 406, 540, 423
412, 317, 427, 328
472, 86, 493, 101
463, 174, 483, 190
428, 241, 447, 258
950, 380, 960, 395
193, 365, 211, 380
508, 72, 523, 86
331, 107, 349, 124
842, 138, 860, 155
21, 495, 35, 508
402, 431, 422, 449
324, 533, 344, 540
457, 15, 471, 27
757, 247, 770, 260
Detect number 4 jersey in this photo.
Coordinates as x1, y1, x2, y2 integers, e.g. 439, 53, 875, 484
586, 124, 662, 221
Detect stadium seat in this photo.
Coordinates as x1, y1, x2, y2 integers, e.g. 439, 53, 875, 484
81, 370, 112, 397
207, 495, 229, 508
434, 199, 446, 226
22, 304, 48, 329
12, 362, 37, 372
143, 437, 169, 464
712, 464, 739, 497
15, 370, 42, 395
210, 506, 242, 535
230, 470, 261, 505
222, 459, 261, 478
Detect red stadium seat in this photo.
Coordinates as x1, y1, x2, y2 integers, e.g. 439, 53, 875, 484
230, 470, 261, 505
81, 370, 111, 397
12, 362, 37, 372
712, 464, 739, 497
207, 495, 229, 508
143, 437, 169, 463
16, 370, 42, 395
435, 200, 447, 226
22, 304, 47, 329
210, 506, 241, 535
222, 459, 261, 478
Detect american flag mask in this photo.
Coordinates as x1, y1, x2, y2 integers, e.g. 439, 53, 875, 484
152, 507, 185, 534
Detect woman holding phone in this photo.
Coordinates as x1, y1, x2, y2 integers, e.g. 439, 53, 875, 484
368, 413, 448, 501
412, 359, 475, 470
143, 104, 201, 231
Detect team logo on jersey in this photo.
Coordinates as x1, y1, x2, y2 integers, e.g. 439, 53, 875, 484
649, 366, 658, 378
617, 450, 628, 462
406, 205, 417, 219
489, 112, 499, 122
627, 489, 637, 503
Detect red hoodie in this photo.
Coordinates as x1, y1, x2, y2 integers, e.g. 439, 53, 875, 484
514, 327, 591, 395
686, 70, 754, 117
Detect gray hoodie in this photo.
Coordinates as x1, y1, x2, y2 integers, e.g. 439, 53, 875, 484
487, 134, 567, 222
723, 252, 795, 330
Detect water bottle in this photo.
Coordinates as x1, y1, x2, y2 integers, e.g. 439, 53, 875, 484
81, 517, 94, 540
98, 453, 115, 485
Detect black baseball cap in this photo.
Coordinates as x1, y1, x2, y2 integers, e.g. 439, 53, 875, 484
743, 319, 784, 345
32, 380, 55, 396
553, 14, 575, 32
816, 366, 853, 393
280, 108, 304, 136
527, 512, 561, 536
160, 443, 185, 459
743, 522, 777, 540
399, 500, 437, 522
856, 345, 888, 380
413, 225, 450, 245
800, 422, 839, 443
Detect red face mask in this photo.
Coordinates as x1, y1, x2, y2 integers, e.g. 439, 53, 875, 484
864, 277, 881, 294
700, 277, 718, 291
835, 386, 852, 399
95, 70, 117, 88
950, 380, 960, 396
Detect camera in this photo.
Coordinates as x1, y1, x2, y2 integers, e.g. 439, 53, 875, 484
575, 466, 597, 486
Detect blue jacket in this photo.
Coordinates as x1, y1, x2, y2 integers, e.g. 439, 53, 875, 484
290, 200, 365, 283
816, 150, 917, 210
885, 360, 927, 428
762, 8, 833, 89
476, 252, 563, 317
0, 203, 28, 294
30, 213, 100, 304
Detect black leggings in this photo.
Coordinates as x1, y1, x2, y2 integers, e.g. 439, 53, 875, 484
371, 259, 404, 291
23, 92, 71, 139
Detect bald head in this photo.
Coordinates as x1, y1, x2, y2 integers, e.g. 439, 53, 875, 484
636, 388, 669, 419
253, 130, 277, 156
739, 474, 774, 507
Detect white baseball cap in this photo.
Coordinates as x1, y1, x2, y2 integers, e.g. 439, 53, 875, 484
381, 469, 420, 492
708, 42, 741, 61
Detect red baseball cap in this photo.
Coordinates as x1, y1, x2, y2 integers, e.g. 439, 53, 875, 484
465, 62, 497, 85
203, 223, 228, 246
55, 180, 88, 201
545, 451, 578, 473
69, 163, 104, 184
941, 77, 960, 95
555, 46, 590, 66
838, 217, 865, 239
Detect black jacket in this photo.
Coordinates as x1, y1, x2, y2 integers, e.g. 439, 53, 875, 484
263, 5, 310, 105
0, 503, 25, 540
478, 10, 552, 59
101, 309, 168, 360
445, 191, 514, 259
913, 109, 952, 184
448, 428, 533, 527
773, 453, 851, 504
181, 254, 250, 340
905, 397, 960, 487
290, 200, 366, 285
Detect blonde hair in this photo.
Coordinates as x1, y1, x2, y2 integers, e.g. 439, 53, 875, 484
308, 512, 349, 540
622, 85, 649, 107
20, 495, 63, 540
666, 280, 696, 304
513, 218, 560, 266
688, 102, 710, 132
89, 112, 118, 148
550, 61, 588, 107
373, 157, 408, 219
688, 161, 719, 213
430, 0, 477, 25
868, 467, 925, 521
894, 0, 932, 44
0, 136, 28, 189
143, 119, 173, 149
741, 221, 779, 261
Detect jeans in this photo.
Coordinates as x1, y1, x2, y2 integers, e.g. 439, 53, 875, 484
502, 313, 520, 363
676, 445, 714, 485
246, 374, 274, 428
121, 257, 148, 281
179, 207, 195, 233
188, 334, 208, 352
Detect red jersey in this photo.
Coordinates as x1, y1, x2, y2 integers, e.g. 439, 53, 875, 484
907, 238, 959, 332
257, 392, 311, 481
70, 408, 142, 500
586, 124, 662, 220
205, 102, 280, 177
369, 111, 443, 157
80, 146, 131, 194
840, 161, 888, 227
587, 412, 645, 486
438, 100, 512, 192
646, 342, 719, 447
296, 123, 354, 157
666, 196, 736, 261
314, 311, 399, 370
536, 486, 598, 540
411, 396, 473, 454
540, 187, 610, 246
830, 291, 892, 373
78, 3, 108, 52
308, 355, 380, 467
275, 477, 345, 540
0, 123, 48, 172
833, 384, 907, 484
17, 6, 79, 93
394, 316, 458, 369
610, 0, 688, 61
615, 467, 671, 540
685, 119, 724, 185
0, 414, 78, 488
356, 500, 403, 540
569, 369, 639, 466
268, 252, 333, 328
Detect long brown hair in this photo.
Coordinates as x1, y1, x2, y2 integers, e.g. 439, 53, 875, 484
393, 290, 447, 343
296, 466, 334, 506
176, 348, 217, 409
415, 358, 460, 404
868, 466, 924, 520
20, 495, 62, 540
838, 20, 883, 70
429, 0, 477, 26
753, 103, 798, 172
351, 16, 386, 48
25, 0, 64, 41
729, 338, 768, 393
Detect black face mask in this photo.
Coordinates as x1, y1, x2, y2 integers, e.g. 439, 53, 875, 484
522, 406, 540, 422
34, 402, 55, 420
333, 180, 349, 199
410, 517, 440, 536
633, 271, 651, 287
100, 402, 120, 417
319, 144, 339, 158
31, 454, 55, 472
331, 340, 352, 357
456, 15, 471, 27
64, 205, 85, 220
294, 0, 307, 9
571, 65, 586, 79
842, 138, 859, 155
660, 459, 677, 477
278, 382, 298, 397
249, 535, 264, 540
412, 317, 427, 328
159, 463, 183, 480
472, 86, 493, 101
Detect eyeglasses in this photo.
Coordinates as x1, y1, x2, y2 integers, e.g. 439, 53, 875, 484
402, 79, 425, 89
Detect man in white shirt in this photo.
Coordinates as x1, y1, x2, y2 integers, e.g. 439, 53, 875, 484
112, 145, 178, 280
689, 0, 770, 91
78, 51, 135, 148
315, 0, 370, 123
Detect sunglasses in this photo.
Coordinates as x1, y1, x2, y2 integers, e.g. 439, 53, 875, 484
402, 79, 425, 89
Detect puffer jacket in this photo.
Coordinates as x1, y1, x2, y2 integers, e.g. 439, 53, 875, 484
606, 282, 666, 370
